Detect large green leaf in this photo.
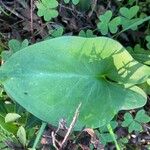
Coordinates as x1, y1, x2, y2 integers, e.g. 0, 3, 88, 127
0, 36, 149, 130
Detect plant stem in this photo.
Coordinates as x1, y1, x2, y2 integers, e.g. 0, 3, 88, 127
113, 16, 150, 38
107, 124, 120, 150
32, 122, 47, 149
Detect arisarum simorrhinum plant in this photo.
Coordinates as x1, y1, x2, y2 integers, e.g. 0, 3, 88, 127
0, 36, 149, 130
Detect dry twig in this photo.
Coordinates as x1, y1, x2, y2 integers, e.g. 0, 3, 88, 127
60, 102, 82, 148
51, 103, 82, 149
51, 131, 60, 150
30, 0, 34, 36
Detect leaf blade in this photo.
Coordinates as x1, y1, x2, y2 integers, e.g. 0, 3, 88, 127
0, 36, 148, 129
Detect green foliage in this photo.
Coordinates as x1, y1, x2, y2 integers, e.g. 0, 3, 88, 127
0, 102, 18, 134
36, 0, 58, 21
99, 133, 117, 145
107, 124, 120, 150
119, 6, 139, 19
1, 39, 29, 61
8, 39, 28, 53
135, 110, 150, 123
119, 15, 150, 34
98, 121, 118, 145
95, 121, 119, 147
122, 110, 150, 133
0, 36, 149, 130
97, 6, 150, 36
128, 0, 136, 5
100, 121, 118, 133
0, 0, 150, 149
139, 81, 150, 95
0, 124, 15, 141
146, 35, 150, 49
64, 0, 80, 5
76, 0, 91, 11
5, 113, 21, 123
79, 29, 96, 37
49, 26, 64, 38
127, 44, 150, 65
118, 138, 128, 149
119, 6, 140, 30
97, 10, 121, 35
0, 124, 16, 150
17, 126, 26, 147
0, 117, 17, 149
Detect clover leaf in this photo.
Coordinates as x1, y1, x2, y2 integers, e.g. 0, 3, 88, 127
135, 110, 150, 123
49, 26, 64, 38
146, 35, 150, 49
79, 29, 96, 37
97, 10, 121, 35
96, 121, 118, 145
109, 17, 121, 34
1, 39, 29, 61
120, 6, 139, 19
122, 110, 150, 133
99, 133, 117, 145
122, 113, 140, 133
119, 6, 140, 30
64, 0, 80, 5
118, 138, 128, 149
36, 0, 58, 21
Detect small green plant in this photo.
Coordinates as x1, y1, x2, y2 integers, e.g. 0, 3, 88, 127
119, 5, 140, 30
79, 29, 96, 37
64, 0, 80, 5
122, 109, 150, 133
0, 125, 15, 141
97, 10, 121, 35
1, 39, 29, 61
36, 0, 58, 21
0, 0, 150, 149
97, 121, 118, 146
0, 36, 149, 130
49, 26, 64, 38
117, 137, 128, 149
97, 5, 150, 36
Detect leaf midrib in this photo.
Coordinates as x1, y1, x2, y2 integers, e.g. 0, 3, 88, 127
2, 71, 105, 82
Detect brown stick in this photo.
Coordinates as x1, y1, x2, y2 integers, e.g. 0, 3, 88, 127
60, 102, 82, 149
30, 0, 33, 36
51, 131, 59, 150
